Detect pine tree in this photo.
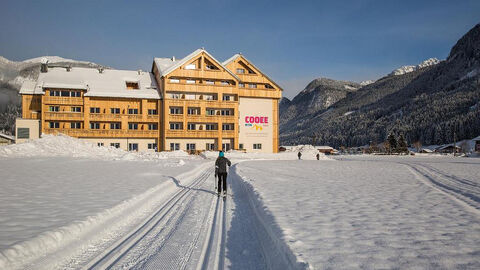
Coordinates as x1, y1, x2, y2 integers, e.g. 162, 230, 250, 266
397, 134, 408, 154
387, 133, 397, 154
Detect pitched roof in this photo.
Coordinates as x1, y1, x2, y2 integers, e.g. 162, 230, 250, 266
222, 54, 283, 91
153, 48, 240, 81
21, 67, 161, 99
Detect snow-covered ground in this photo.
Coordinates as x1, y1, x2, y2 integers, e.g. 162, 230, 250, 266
235, 155, 480, 269
2, 136, 479, 269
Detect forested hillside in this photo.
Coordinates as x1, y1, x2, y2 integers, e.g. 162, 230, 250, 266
280, 24, 480, 148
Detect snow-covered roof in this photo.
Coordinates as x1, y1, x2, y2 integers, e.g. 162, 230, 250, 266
316, 146, 334, 150
19, 80, 44, 95
21, 67, 160, 99
0, 133, 15, 141
472, 136, 480, 141
153, 48, 240, 82
437, 144, 461, 150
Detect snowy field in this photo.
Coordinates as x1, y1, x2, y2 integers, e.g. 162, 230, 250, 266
1, 136, 480, 269
235, 155, 480, 269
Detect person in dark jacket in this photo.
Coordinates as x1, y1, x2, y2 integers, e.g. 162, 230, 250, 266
298, 152, 302, 160
215, 151, 231, 196
316, 153, 320, 160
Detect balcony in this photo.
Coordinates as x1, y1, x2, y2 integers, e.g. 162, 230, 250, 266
165, 129, 236, 138
89, 113, 122, 121
43, 97, 84, 105
44, 128, 158, 138
44, 112, 84, 120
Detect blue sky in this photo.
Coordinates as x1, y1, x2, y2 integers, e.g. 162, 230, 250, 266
1, 0, 479, 98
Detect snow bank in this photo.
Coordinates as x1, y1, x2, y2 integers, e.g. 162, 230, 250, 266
0, 134, 194, 162
201, 145, 330, 161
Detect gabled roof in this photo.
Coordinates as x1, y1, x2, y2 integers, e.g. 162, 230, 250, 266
473, 135, 480, 141
222, 54, 283, 91
153, 48, 240, 81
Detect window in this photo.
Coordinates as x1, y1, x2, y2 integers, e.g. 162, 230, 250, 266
265, 84, 274, 89
71, 122, 81, 129
128, 123, 138, 130
185, 94, 196, 100
49, 122, 60, 129
148, 109, 158, 115
148, 123, 158, 130
185, 64, 196, 70
170, 93, 182, 99
71, 107, 81, 113
221, 81, 230, 86
222, 143, 231, 151
206, 143, 215, 151
17, 128, 29, 139
247, 68, 255, 74
90, 122, 100, 129
61, 91, 70, 97
186, 143, 196, 151
206, 109, 215, 116
223, 95, 234, 101
239, 83, 245, 88
221, 109, 233, 116
110, 143, 120, 148
248, 83, 257, 89
205, 64, 216, 70
236, 68, 245, 74
111, 108, 120, 114
170, 78, 180, 83
206, 124, 216, 130
128, 108, 139, 114
186, 79, 196, 84
128, 143, 138, 151
170, 107, 182, 115
239, 143, 244, 149
50, 90, 60, 96
187, 107, 199, 115
170, 122, 182, 130
205, 80, 214, 85
97, 142, 104, 147
126, 81, 139, 89
187, 123, 196, 130
49, 106, 60, 112
203, 94, 215, 100
170, 143, 180, 151
110, 123, 121, 129
148, 143, 157, 150
90, 107, 100, 114
72, 91, 81, 97
253, 143, 262, 150
222, 124, 234, 130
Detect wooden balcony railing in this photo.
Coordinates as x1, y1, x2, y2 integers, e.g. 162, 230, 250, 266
44, 128, 158, 138
44, 112, 84, 120
43, 97, 84, 105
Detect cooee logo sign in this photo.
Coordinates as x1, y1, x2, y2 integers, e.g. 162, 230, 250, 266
245, 116, 268, 124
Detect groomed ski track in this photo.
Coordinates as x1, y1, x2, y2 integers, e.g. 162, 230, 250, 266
72, 161, 302, 270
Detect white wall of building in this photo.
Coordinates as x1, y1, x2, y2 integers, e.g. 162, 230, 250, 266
238, 97, 273, 153
15, 118, 40, 143
82, 138, 157, 152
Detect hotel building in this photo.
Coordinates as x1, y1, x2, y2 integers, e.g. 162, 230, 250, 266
17, 49, 282, 153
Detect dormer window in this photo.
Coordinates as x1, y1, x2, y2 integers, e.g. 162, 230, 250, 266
126, 81, 139, 90
236, 68, 245, 74
206, 65, 218, 70
265, 84, 274, 89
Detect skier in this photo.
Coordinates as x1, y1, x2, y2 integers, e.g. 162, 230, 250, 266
298, 151, 302, 160
316, 153, 320, 160
215, 151, 231, 197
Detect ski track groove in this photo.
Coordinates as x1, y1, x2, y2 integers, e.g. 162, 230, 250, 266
83, 169, 212, 270
405, 163, 480, 215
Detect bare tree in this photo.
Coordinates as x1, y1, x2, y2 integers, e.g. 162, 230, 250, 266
413, 141, 422, 152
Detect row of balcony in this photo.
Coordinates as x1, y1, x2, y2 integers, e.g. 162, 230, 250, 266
166, 129, 236, 138
167, 114, 236, 122
44, 128, 159, 138
44, 112, 159, 122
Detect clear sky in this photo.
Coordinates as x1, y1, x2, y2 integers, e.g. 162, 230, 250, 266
1, 0, 479, 99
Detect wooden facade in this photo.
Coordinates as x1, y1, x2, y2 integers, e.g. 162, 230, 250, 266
20, 49, 282, 152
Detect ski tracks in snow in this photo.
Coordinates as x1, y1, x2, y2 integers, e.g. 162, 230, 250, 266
82, 167, 229, 270
405, 162, 480, 215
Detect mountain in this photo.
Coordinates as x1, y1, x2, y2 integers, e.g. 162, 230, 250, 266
0, 56, 105, 133
280, 23, 480, 148
280, 78, 360, 126
389, 58, 440, 76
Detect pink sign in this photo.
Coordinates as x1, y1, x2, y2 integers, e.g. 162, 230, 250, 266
245, 116, 269, 124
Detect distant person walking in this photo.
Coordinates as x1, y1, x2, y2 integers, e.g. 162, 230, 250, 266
215, 151, 231, 196
298, 152, 302, 160
316, 153, 320, 160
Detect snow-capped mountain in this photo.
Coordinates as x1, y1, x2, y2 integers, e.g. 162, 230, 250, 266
389, 58, 441, 76
360, 80, 375, 86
